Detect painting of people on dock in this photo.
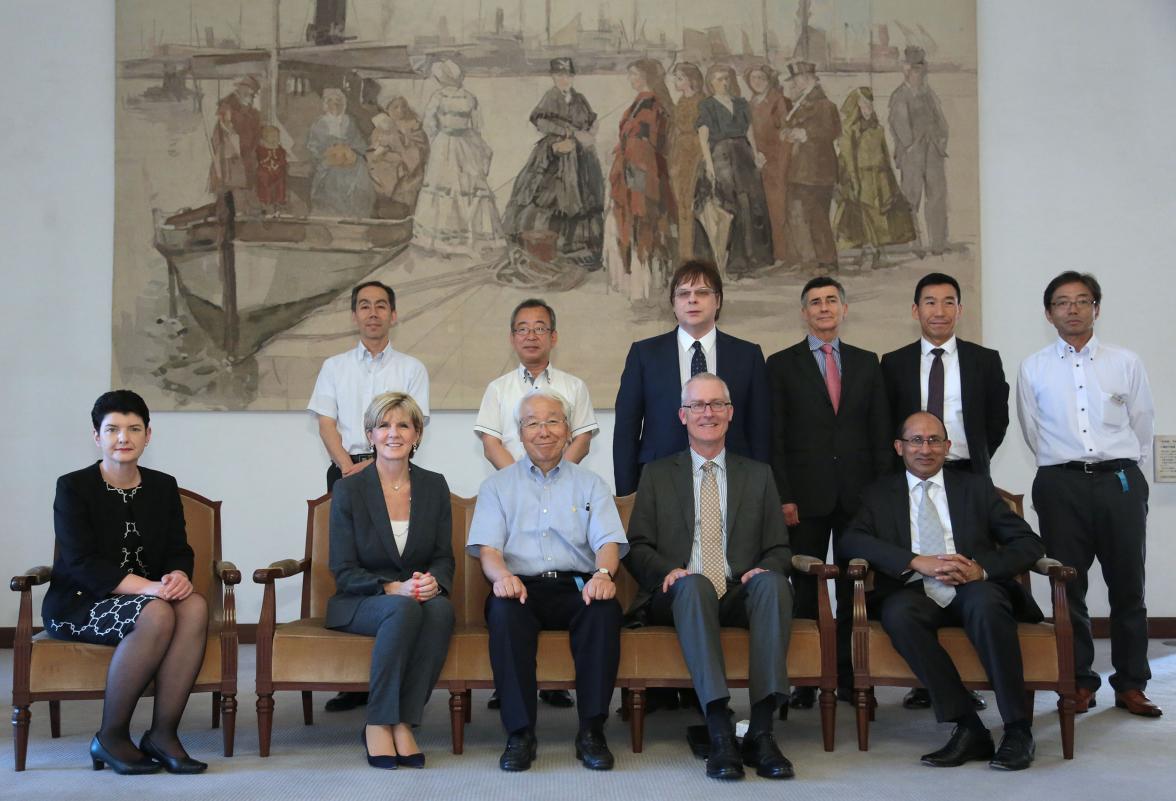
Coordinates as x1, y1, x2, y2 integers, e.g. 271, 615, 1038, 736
114, 0, 978, 410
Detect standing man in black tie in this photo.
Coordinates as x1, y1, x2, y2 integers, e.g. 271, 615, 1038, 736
766, 276, 892, 706
614, 260, 771, 498
880, 272, 1009, 710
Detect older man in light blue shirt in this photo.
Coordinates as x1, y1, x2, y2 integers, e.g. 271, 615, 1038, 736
468, 388, 628, 773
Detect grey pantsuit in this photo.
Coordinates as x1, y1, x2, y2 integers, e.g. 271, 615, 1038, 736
888, 81, 948, 252
337, 594, 454, 725
649, 572, 792, 706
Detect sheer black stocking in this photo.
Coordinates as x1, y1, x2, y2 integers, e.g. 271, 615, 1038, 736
149, 593, 208, 757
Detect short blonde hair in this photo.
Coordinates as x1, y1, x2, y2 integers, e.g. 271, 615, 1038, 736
363, 392, 425, 446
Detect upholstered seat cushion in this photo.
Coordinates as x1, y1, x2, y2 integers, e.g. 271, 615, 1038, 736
864, 621, 1060, 683
28, 630, 226, 694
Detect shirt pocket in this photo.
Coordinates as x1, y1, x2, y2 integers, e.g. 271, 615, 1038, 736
1100, 390, 1130, 429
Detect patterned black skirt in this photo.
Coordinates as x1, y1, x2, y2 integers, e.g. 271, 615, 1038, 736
45, 595, 156, 646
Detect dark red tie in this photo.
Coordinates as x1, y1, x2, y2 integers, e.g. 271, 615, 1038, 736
927, 348, 945, 420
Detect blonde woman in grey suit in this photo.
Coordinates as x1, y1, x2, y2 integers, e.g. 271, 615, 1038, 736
327, 392, 455, 769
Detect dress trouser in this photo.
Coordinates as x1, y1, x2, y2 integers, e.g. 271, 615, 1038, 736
1032, 463, 1150, 692
333, 594, 455, 726
878, 581, 1027, 724
648, 572, 792, 709
790, 507, 854, 687
485, 576, 622, 733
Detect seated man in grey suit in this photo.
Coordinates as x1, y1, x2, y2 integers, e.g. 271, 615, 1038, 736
624, 372, 794, 781
841, 411, 1045, 771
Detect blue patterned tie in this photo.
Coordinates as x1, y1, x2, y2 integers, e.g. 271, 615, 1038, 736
691, 340, 706, 376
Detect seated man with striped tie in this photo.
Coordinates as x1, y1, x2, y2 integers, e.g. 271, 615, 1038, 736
624, 373, 795, 781
840, 411, 1045, 770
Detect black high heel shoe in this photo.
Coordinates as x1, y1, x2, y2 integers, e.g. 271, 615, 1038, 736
89, 734, 161, 775
362, 728, 398, 770
397, 751, 426, 769
138, 730, 208, 774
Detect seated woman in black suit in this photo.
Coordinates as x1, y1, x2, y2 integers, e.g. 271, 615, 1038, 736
45, 390, 208, 774
327, 391, 456, 769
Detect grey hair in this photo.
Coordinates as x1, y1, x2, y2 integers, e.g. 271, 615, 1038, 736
515, 387, 572, 430
680, 372, 731, 405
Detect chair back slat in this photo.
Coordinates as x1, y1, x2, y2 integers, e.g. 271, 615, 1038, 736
450, 495, 485, 628
179, 489, 222, 614
306, 494, 335, 618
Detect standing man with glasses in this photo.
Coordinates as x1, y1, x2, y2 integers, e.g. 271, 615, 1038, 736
625, 373, 795, 781
475, 297, 597, 709
766, 276, 891, 706
468, 389, 628, 772
841, 412, 1045, 770
614, 260, 771, 498
1017, 271, 1160, 718
308, 280, 430, 714
880, 272, 1009, 711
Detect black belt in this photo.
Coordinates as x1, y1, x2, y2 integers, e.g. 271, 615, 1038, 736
349, 453, 375, 464
943, 459, 973, 471
530, 571, 592, 580
1051, 459, 1136, 474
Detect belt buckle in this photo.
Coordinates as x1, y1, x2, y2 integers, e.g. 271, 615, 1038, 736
1083, 462, 1095, 474
540, 571, 558, 579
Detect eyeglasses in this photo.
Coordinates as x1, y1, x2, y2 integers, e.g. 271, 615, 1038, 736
673, 288, 716, 301
520, 417, 567, 432
1050, 298, 1096, 310
681, 400, 733, 414
899, 436, 948, 448
512, 325, 552, 336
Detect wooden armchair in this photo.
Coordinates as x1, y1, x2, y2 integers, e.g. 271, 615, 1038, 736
847, 488, 1077, 759
9, 488, 240, 771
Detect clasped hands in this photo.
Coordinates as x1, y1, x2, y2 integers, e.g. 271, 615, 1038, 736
149, 570, 194, 601
909, 553, 984, 585
385, 571, 440, 602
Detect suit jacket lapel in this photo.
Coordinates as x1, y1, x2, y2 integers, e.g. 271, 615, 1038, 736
361, 466, 402, 566
893, 474, 914, 550
957, 341, 977, 432
904, 343, 922, 411
671, 452, 695, 551
725, 454, 746, 559
943, 470, 968, 553
399, 464, 426, 567
659, 330, 682, 390
795, 341, 832, 410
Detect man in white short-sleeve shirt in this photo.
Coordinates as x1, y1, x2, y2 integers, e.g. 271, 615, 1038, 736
475, 298, 598, 469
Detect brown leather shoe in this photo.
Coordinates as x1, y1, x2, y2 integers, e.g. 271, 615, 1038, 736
1114, 689, 1163, 718
1074, 687, 1096, 714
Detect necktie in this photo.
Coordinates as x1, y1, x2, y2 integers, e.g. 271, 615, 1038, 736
699, 461, 727, 599
927, 347, 945, 420
820, 343, 840, 413
917, 480, 956, 607
691, 340, 707, 377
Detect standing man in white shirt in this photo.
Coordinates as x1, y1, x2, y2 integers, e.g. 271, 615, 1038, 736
1017, 271, 1159, 718
474, 297, 598, 709
308, 280, 430, 713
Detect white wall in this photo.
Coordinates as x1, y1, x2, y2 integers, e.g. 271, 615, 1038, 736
1, 0, 1174, 628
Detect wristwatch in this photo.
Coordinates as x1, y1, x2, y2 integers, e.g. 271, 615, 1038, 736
594, 567, 613, 580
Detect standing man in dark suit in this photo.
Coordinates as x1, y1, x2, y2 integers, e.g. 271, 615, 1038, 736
625, 373, 794, 781
766, 276, 891, 706
840, 412, 1045, 770
880, 272, 1009, 710
614, 260, 771, 498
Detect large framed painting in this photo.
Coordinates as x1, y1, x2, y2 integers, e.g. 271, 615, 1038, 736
114, 0, 978, 410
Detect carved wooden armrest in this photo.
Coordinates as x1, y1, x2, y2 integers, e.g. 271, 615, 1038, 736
215, 560, 242, 585
791, 554, 840, 580
10, 566, 52, 592
846, 558, 869, 582
1033, 557, 1076, 582
252, 558, 307, 584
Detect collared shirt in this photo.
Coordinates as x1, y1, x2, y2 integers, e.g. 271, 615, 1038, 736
473, 363, 598, 459
920, 336, 970, 461
307, 341, 431, 455
677, 325, 718, 386
1017, 335, 1154, 467
807, 333, 842, 378
905, 469, 955, 583
688, 449, 731, 579
466, 457, 629, 576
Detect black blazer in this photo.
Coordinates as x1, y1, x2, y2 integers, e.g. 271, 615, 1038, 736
325, 462, 455, 629
766, 340, 892, 518
839, 470, 1044, 622
44, 463, 194, 626
623, 450, 791, 614
880, 339, 1009, 475
613, 329, 771, 496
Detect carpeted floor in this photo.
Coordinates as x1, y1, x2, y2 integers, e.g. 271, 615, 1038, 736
3, 640, 1173, 800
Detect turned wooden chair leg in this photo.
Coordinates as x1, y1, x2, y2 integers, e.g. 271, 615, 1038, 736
628, 689, 646, 753
12, 705, 31, 771
257, 693, 274, 757
301, 691, 314, 725
1058, 694, 1075, 759
212, 691, 221, 729
855, 688, 871, 751
449, 691, 466, 755
49, 700, 61, 738
818, 688, 836, 752
221, 693, 237, 757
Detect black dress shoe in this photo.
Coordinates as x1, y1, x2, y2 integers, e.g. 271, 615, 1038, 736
139, 730, 208, 774
989, 728, 1035, 771
487, 691, 501, 709
540, 689, 574, 708
397, 752, 426, 769
905, 688, 986, 710
789, 687, 816, 709
499, 731, 538, 772
920, 725, 995, 767
360, 729, 397, 770
89, 734, 161, 775
740, 732, 794, 779
325, 691, 369, 712
705, 726, 745, 780
574, 728, 614, 770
